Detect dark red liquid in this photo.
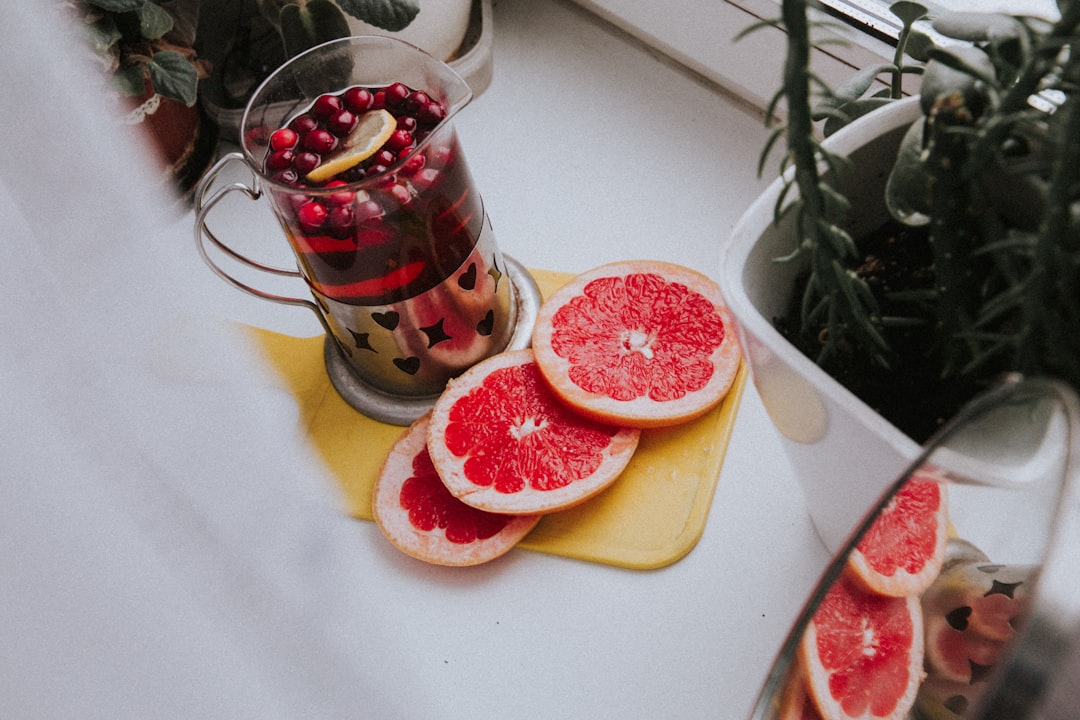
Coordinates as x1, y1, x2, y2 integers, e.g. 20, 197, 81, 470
265, 85, 482, 305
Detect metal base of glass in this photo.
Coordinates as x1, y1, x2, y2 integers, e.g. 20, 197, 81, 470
323, 255, 542, 426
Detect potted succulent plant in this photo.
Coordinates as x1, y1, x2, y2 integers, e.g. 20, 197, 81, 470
67, 0, 215, 191
721, 0, 1080, 548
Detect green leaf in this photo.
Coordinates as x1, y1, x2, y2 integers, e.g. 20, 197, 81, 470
757, 125, 787, 178
113, 63, 147, 97
86, 0, 146, 12
137, 1, 174, 40
904, 29, 935, 62
733, 17, 784, 42
921, 46, 996, 114
832, 63, 897, 104
822, 97, 893, 136
88, 15, 123, 53
147, 50, 198, 105
280, 0, 351, 58
337, 0, 420, 32
885, 118, 932, 226
889, 2, 928, 27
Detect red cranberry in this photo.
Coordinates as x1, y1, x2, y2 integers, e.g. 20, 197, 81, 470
401, 151, 425, 174
272, 169, 300, 185
386, 129, 413, 152
326, 205, 356, 237
327, 108, 357, 136
311, 94, 343, 117
417, 101, 446, 127
396, 115, 418, 132
287, 193, 309, 211
367, 163, 390, 178
354, 198, 383, 222
373, 149, 396, 167
410, 168, 441, 193
296, 201, 327, 232
343, 87, 372, 112
293, 151, 320, 175
303, 129, 337, 154
385, 82, 410, 107
270, 128, 298, 151
289, 114, 318, 134
371, 91, 387, 110
266, 149, 295, 171
386, 182, 412, 206
324, 180, 355, 206
428, 144, 454, 168
404, 91, 429, 114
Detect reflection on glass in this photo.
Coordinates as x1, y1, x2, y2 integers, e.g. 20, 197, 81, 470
749, 376, 1080, 720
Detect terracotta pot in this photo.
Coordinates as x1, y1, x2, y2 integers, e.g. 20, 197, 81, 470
123, 85, 217, 195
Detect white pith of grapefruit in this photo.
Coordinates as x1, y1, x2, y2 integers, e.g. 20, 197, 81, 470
531, 260, 741, 428
799, 573, 925, 720
847, 471, 949, 597
373, 414, 541, 566
427, 349, 641, 515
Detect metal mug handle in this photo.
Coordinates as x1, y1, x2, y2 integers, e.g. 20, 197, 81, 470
194, 152, 322, 318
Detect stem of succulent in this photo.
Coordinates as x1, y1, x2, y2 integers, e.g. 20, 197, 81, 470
922, 94, 983, 377
779, 0, 889, 366
890, 14, 918, 98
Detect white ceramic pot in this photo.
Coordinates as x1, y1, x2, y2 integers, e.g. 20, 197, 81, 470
720, 97, 924, 551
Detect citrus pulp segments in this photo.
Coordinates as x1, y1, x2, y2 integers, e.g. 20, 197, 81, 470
847, 471, 949, 597
373, 414, 541, 566
427, 349, 641, 515
531, 260, 742, 428
798, 573, 925, 720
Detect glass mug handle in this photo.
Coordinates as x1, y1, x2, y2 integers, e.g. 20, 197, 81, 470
193, 152, 322, 319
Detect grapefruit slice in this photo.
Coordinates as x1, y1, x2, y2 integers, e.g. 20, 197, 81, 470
428, 349, 641, 514
531, 260, 741, 428
847, 470, 949, 597
373, 414, 541, 566
799, 572, 925, 720
305, 109, 396, 183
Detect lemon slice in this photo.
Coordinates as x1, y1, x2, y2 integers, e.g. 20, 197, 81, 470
305, 109, 396, 184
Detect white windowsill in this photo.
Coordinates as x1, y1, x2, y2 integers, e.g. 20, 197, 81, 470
567, 0, 903, 117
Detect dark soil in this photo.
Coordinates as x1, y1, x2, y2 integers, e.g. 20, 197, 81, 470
774, 221, 989, 445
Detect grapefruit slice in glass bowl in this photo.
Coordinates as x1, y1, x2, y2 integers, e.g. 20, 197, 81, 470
531, 260, 741, 428
373, 414, 541, 566
847, 470, 949, 597
798, 572, 925, 720
427, 349, 640, 515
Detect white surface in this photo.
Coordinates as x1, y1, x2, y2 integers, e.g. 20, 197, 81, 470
567, 0, 904, 116
1, 1, 831, 718
569, 0, 1060, 116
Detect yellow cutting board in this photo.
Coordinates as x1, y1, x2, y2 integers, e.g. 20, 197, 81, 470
246, 269, 746, 570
